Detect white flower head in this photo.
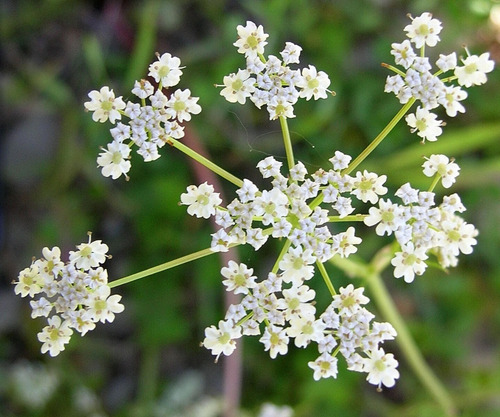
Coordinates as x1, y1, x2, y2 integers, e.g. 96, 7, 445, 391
165, 89, 201, 122
234, 21, 269, 58
203, 320, 242, 361
69, 235, 109, 270
280, 42, 302, 64
84, 86, 126, 124
181, 182, 222, 219
220, 69, 256, 104
308, 352, 339, 380
405, 106, 443, 142
404, 12, 442, 48
148, 52, 183, 87
221, 261, 257, 295
259, 324, 289, 359
391, 39, 417, 69
297, 65, 331, 100
363, 348, 400, 388
97, 140, 132, 180
391, 242, 428, 283
455, 52, 495, 88
37, 316, 73, 357
422, 154, 460, 188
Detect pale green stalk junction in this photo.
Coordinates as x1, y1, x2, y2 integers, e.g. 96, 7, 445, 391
330, 247, 457, 417
167, 137, 244, 188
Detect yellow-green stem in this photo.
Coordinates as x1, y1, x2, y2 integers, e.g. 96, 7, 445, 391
109, 246, 223, 288
168, 138, 243, 188
330, 249, 457, 416
428, 174, 441, 192
328, 214, 367, 222
343, 98, 416, 176
316, 260, 336, 296
279, 116, 295, 172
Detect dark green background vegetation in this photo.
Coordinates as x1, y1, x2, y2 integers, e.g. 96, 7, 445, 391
1, 0, 499, 416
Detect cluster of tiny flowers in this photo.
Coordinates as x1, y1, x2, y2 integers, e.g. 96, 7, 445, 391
13, 234, 124, 356
364, 155, 476, 282
219, 21, 332, 119
181, 154, 400, 387
203, 277, 399, 389
181, 152, 387, 261
385, 12, 494, 142
84, 53, 201, 179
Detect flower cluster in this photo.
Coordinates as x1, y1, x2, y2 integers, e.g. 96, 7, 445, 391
385, 12, 494, 142
13, 234, 124, 356
365, 162, 477, 282
203, 278, 399, 388
219, 21, 332, 119
181, 153, 387, 261
84, 53, 201, 179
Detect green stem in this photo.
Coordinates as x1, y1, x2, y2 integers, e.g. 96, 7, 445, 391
272, 239, 292, 274
428, 174, 441, 193
109, 246, 223, 288
343, 98, 416, 176
328, 214, 367, 222
279, 116, 295, 172
316, 260, 336, 296
330, 248, 457, 416
168, 138, 244, 188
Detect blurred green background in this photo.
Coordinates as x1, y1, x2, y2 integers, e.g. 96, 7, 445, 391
1, 0, 499, 416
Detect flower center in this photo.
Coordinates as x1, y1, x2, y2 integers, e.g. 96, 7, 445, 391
307, 78, 319, 90
173, 101, 186, 112
218, 332, 230, 345
232, 78, 243, 91
158, 65, 170, 78
247, 34, 259, 49
112, 151, 123, 164
374, 359, 386, 372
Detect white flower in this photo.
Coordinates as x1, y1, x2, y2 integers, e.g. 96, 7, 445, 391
352, 170, 387, 204
364, 199, 405, 236
329, 151, 351, 171
267, 97, 295, 120
362, 348, 400, 388
221, 261, 257, 295
220, 69, 256, 104
332, 227, 362, 258
331, 284, 369, 315
391, 40, 416, 69
257, 156, 282, 178
395, 182, 419, 204
436, 53, 457, 72
278, 285, 316, 320
30, 297, 53, 318
14, 265, 44, 298
181, 182, 222, 219
422, 154, 460, 188
254, 188, 289, 225
455, 52, 495, 87
440, 217, 478, 256
308, 352, 339, 380
391, 242, 428, 283
438, 85, 467, 117
233, 21, 269, 58
279, 246, 316, 285
69, 236, 109, 270
405, 106, 443, 142
287, 315, 326, 348
37, 316, 73, 357
86, 285, 124, 323
280, 42, 302, 64
297, 65, 331, 100
259, 324, 289, 359
203, 320, 242, 361
84, 86, 126, 124
97, 140, 132, 179
258, 403, 294, 417
404, 12, 442, 48
165, 89, 201, 122
131, 79, 154, 99
148, 52, 183, 87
